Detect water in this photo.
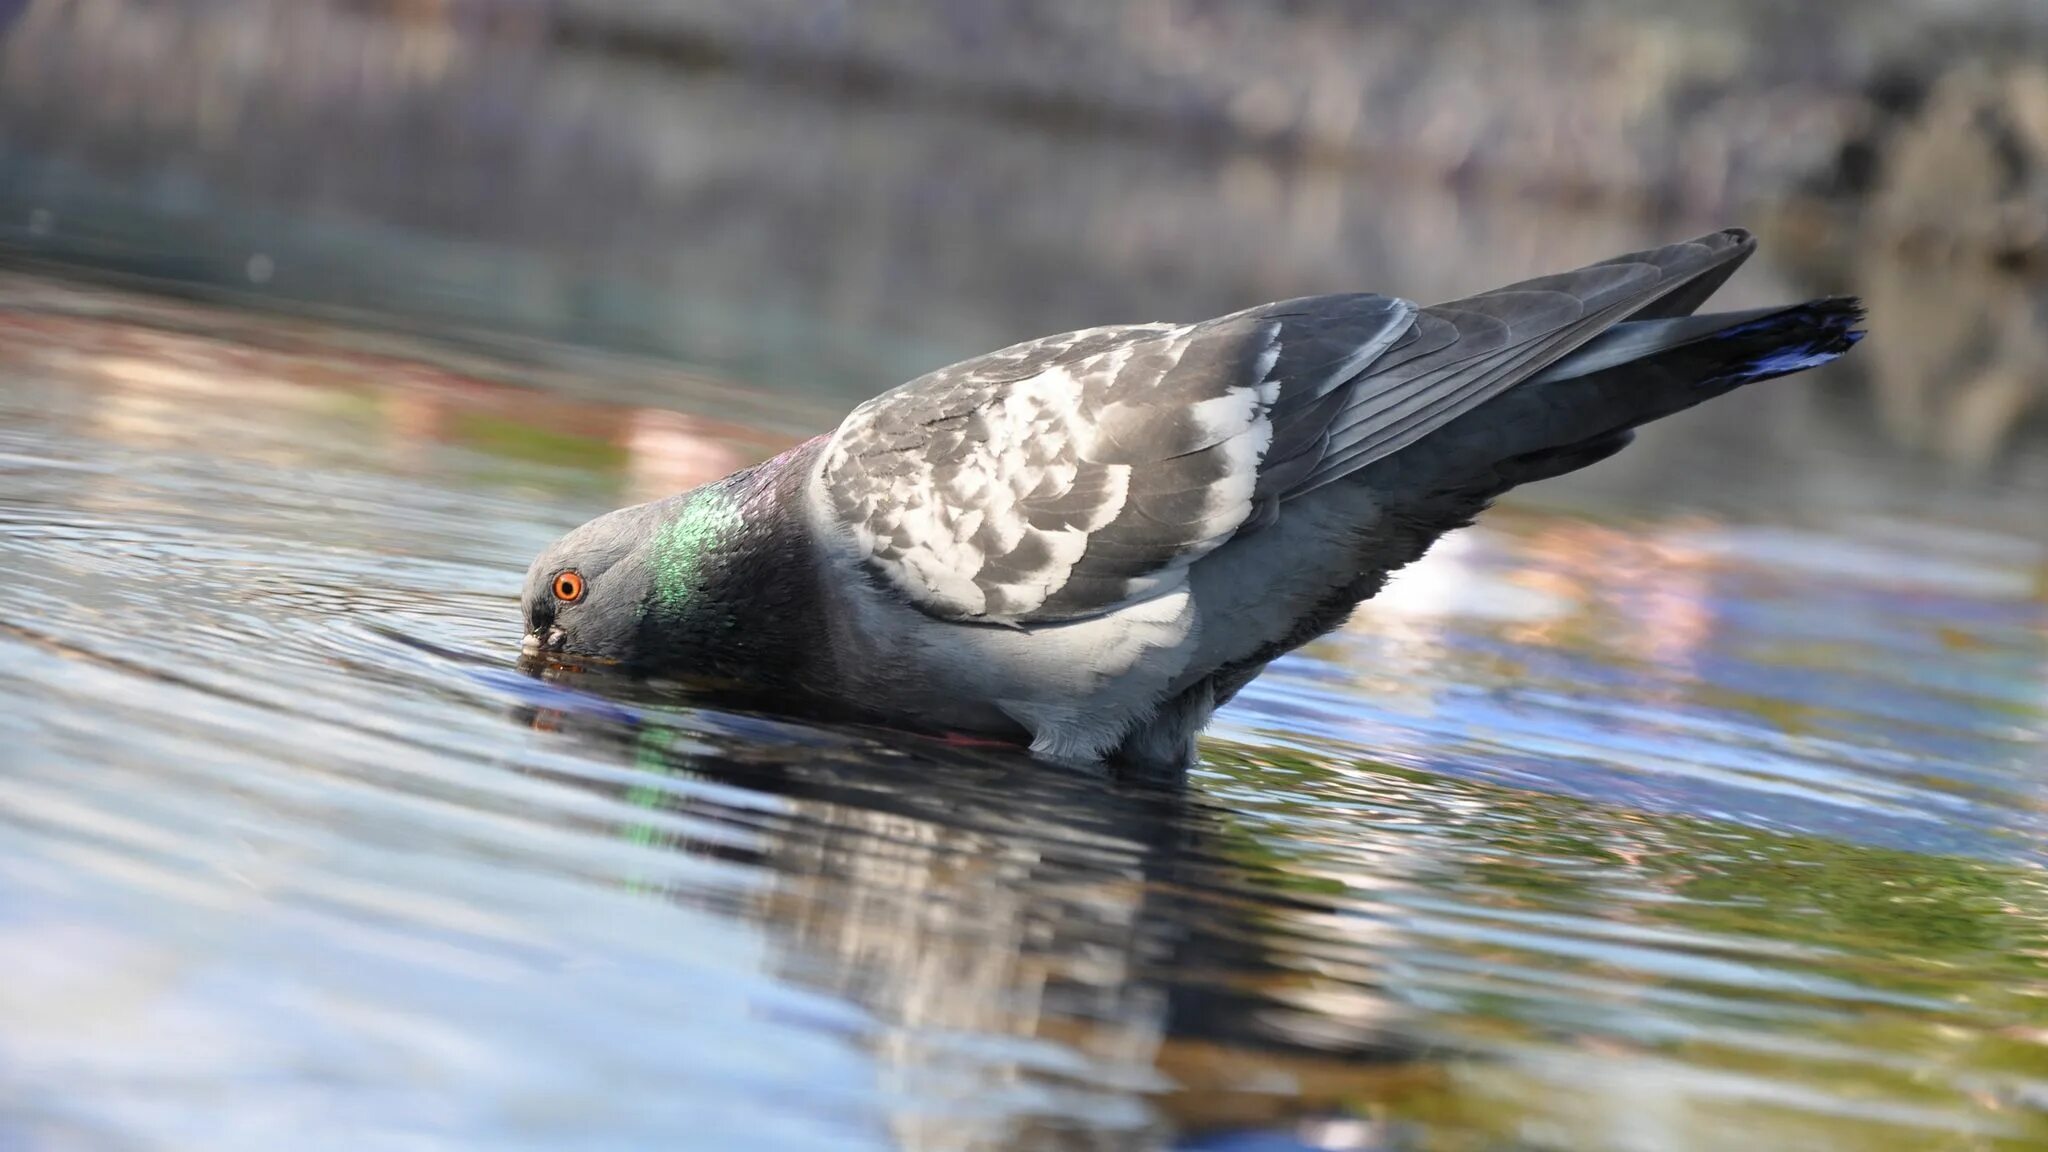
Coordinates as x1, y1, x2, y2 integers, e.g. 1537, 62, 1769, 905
2, 265, 2046, 1152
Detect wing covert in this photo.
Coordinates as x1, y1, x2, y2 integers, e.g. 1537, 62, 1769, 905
815, 298, 1415, 624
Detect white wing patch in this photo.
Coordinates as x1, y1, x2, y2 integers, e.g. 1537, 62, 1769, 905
820, 327, 1206, 619
813, 298, 1415, 625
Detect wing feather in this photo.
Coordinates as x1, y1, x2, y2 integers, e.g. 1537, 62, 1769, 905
817, 301, 1411, 622
815, 230, 1756, 624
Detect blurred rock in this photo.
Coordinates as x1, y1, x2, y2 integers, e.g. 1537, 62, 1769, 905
1863, 60, 2048, 266
552, 0, 2048, 227
1853, 247, 2048, 470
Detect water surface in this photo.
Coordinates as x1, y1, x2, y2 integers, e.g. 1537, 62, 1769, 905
2, 274, 2046, 1152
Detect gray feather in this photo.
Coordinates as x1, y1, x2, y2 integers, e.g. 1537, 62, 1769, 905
818, 297, 1416, 624
1294, 230, 1757, 491
1524, 306, 1785, 385
817, 229, 1759, 627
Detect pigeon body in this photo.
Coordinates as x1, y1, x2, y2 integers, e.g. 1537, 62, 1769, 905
522, 229, 1863, 773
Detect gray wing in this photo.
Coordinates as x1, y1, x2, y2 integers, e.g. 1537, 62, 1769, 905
817, 229, 1754, 625
816, 304, 1412, 622
1286, 229, 1755, 491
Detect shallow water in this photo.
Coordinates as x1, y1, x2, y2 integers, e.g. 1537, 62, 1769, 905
2, 272, 2046, 1152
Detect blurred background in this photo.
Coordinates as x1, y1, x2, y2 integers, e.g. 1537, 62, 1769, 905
4, 0, 2048, 476
4, 4, 2048, 1152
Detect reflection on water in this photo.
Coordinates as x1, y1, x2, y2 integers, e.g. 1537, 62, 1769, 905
502, 704, 1436, 1150
2, 277, 2048, 1152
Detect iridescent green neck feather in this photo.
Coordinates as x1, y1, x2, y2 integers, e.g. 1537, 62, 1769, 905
650, 490, 744, 614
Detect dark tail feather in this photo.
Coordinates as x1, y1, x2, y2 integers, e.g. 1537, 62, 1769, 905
1666, 296, 1864, 391
1514, 295, 1863, 442
1367, 297, 1865, 495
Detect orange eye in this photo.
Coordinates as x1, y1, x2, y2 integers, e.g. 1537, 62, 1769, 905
552, 570, 586, 604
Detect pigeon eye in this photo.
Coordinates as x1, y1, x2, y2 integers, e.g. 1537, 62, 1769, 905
552, 570, 586, 604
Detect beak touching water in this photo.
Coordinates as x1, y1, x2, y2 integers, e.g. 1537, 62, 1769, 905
522, 625, 566, 655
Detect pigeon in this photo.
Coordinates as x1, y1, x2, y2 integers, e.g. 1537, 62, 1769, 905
522, 229, 1863, 773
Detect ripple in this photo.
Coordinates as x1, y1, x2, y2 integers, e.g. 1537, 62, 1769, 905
3, 292, 2047, 1151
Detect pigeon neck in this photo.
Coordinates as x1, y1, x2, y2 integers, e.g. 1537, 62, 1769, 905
636, 442, 823, 691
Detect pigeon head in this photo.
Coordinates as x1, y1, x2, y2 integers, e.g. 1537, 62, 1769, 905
520, 500, 667, 664
520, 480, 784, 676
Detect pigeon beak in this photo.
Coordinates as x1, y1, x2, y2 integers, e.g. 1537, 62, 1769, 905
521, 626, 566, 655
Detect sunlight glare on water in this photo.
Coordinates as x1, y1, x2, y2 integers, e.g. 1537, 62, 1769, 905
1, 275, 2047, 1152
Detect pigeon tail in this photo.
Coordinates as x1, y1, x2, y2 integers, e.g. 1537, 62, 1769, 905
1577, 295, 1865, 431
1363, 297, 1865, 496
1695, 297, 1866, 388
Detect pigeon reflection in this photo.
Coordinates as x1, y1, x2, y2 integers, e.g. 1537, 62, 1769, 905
506, 669, 1440, 1150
